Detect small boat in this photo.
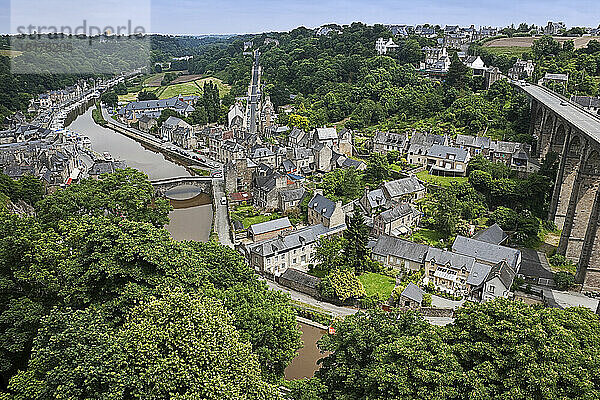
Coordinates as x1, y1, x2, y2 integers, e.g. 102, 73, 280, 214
103, 152, 113, 161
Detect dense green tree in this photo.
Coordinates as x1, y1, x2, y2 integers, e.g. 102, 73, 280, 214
364, 152, 390, 186
9, 292, 279, 399
445, 52, 471, 90
137, 90, 158, 101
100, 91, 118, 108
321, 168, 364, 204
214, 282, 302, 379
313, 300, 600, 400
35, 168, 171, 228
342, 211, 371, 274
532, 35, 561, 58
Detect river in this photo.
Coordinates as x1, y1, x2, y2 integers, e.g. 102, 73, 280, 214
67, 108, 213, 240
68, 108, 324, 379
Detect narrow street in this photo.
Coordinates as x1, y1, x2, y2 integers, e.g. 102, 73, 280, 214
212, 179, 233, 248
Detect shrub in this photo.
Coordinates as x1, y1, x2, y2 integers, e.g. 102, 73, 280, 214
554, 271, 575, 291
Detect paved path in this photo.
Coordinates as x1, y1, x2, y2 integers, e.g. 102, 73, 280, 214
261, 278, 358, 317
212, 179, 233, 248
431, 295, 465, 309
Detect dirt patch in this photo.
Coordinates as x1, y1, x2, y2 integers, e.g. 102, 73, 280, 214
484, 36, 600, 49
171, 74, 205, 84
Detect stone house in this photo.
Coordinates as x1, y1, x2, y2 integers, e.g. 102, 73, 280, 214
480, 261, 517, 302
454, 134, 491, 156
371, 235, 429, 272
373, 131, 409, 155
313, 143, 333, 173
423, 144, 471, 176
307, 193, 345, 228
248, 217, 294, 242
250, 146, 276, 168
398, 283, 423, 308
423, 248, 491, 298
382, 176, 426, 203
253, 172, 294, 210
278, 187, 307, 212
137, 114, 157, 132
247, 224, 345, 277
372, 203, 421, 237
452, 235, 521, 273
277, 268, 321, 298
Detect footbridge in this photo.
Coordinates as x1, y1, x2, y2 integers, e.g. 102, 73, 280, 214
151, 176, 214, 196
514, 81, 600, 291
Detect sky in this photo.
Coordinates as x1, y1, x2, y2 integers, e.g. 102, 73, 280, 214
0, 0, 599, 35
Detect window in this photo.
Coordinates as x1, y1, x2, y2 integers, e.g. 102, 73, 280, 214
488, 285, 495, 294
301, 255, 306, 262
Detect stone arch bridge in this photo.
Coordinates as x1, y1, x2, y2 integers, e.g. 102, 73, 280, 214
515, 82, 600, 291
151, 176, 214, 197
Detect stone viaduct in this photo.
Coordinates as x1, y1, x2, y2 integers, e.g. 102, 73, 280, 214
150, 176, 214, 197
515, 82, 600, 291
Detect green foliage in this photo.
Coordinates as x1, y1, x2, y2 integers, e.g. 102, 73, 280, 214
9, 291, 279, 399
554, 271, 575, 291
446, 52, 472, 90
0, 173, 44, 206
35, 168, 171, 228
321, 168, 364, 204
532, 35, 561, 59
100, 91, 118, 108
342, 211, 372, 274
0, 170, 301, 391
364, 152, 390, 186
137, 90, 158, 101
320, 269, 366, 302
314, 299, 600, 399
313, 236, 346, 272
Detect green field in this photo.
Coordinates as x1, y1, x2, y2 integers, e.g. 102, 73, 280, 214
119, 77, 230, 102
358, 272, 396, 298
482, 46, 529, 58
411, 228, 450, 248
0, 49, 22, 58
416, 170, 467, 187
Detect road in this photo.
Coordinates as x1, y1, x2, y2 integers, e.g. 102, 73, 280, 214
247, 50, 260, 133
261, 278, 455, 325
212, 179, 233, 248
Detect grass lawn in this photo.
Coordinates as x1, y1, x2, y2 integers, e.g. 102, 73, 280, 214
0, 49, 22, 57
411, 228, 450, 247
242, 213, 282, 229
482, 46, 528, 58
416, 170, 467, 188
358, 272, 396, 298
119, 77, 230, 103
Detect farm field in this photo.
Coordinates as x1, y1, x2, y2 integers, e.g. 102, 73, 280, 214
119, 76, 230, 102
0, 49, 22, 57
484, 36, 600, 49
480, 46, 529, 58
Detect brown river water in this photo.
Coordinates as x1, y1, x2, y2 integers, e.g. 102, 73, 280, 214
69, 108, 324, 379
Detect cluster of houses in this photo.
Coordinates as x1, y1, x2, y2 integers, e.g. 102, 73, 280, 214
218, 125, 361, 211
27, 79, 93, 113
375, 130, 536, 176
372, 224, 520, 302
0, 131, 80, 187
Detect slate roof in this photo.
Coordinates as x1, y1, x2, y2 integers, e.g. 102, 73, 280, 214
452, 235, 521, 270
341, 158, 366, 170
371, 235, 429, 263
249, 217, 292, 236
308, 193, 337, 218
465, 262, 492, 287
426, 248, 476, 271
373, 131, 408, 147
248, 224, 342, 257
251, 147, 275, 158
472, 223, 508, 245
280, 187, 306, 202
485, 260, 517, 289
426, 144, 469, 163
315, 127, 338, 141
518, 248, 554, 281
120, 97, 194, 113
280, 268, 321, 289
455, 134, 491, 149
383, 176, 425, 199
379, 203, 419, 223
365, 188, 386, 209
401, 282, 423, 304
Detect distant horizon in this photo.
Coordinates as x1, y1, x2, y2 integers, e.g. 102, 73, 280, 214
1, 0, 599, 36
